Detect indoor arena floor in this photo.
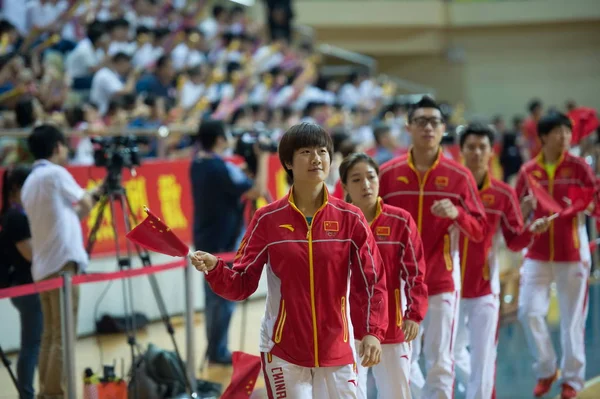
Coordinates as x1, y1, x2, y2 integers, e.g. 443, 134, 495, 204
1, 282, 599, 399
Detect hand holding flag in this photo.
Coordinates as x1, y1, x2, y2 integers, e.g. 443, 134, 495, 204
526, 174, 562, 214
526, 174, 596, 221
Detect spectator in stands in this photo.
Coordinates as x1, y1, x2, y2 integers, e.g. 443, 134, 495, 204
190, 119, 268, 365
90, 52, 137, 115
264, 0, 294, 42
22, 124, 104, 398
199, 5, 228, 41
372, 123, 398, 165
522, 98, 544, 159
338, 70, 368, 109
65, 21, 109, 90
107, 18, 135, 56
500, 116, 525, 184
300, 100, 329, 125
135, 54, 176, 105
0, 164, 41, 399
172, 28, 207, 72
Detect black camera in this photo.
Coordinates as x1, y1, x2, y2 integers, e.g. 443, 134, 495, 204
91, 135, 148, 191
232, 128, 278, 174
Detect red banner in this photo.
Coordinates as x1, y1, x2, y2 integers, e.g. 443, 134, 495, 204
0, 155, 289, 257
0, 145, 503, 257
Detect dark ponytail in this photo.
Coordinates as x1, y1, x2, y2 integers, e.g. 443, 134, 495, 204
0, 165, 32, 216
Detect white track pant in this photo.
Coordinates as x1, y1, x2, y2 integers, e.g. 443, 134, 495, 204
261, 352, 358, 399
454, 294, 500, 399
410, 291, 460, 399
355, 341, 412, 399
518, 259, 589, 391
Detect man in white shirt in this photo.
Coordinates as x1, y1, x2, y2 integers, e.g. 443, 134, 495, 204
90, 52, 136, 115
66, 21, 109, 89
22, 124, 103, 398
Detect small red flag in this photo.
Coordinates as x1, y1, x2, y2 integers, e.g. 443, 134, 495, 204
569, 107, 600, 146
526, 174, 563, 214
560, 186, 596, 218
126, 207, 189, 257
220, 352, 262, 399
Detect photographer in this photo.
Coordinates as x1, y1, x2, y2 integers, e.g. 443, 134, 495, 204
21, 124, 104, 398
190, 119, 267, 365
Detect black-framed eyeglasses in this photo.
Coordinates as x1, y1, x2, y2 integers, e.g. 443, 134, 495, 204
411, 117, 443, 128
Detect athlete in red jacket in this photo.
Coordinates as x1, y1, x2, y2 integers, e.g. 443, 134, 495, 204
514, 113, 598, 399
378, 97, 486, 399
340, 153, 428, 399
455, 123, 550, 399
192, 123, 388, 398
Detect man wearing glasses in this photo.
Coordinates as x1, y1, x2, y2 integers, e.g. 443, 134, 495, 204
379, 96, 486, 399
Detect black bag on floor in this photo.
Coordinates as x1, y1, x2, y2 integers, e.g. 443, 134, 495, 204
96, 313, 149, 334
129, 343, 222, 399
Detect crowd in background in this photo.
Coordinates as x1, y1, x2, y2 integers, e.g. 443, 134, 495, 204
0, 0, 598, 182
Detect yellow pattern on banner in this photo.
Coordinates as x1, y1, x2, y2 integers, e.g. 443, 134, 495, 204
86, 180, 115, 241
157, 174, 188, 229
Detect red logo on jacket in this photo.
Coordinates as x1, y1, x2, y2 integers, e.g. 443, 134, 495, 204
434, 176, 449, 189
375, 226, 390, 237
324, 221, 339, 232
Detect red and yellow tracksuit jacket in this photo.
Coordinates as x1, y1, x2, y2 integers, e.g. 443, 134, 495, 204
351, 199, 428, 344
205, 188, 388, 368
515, 152, 598, 262
379, 150, 487, 296
461, 175, 534, 299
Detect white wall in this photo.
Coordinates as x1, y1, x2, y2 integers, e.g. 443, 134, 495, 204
0, 253, 268, 352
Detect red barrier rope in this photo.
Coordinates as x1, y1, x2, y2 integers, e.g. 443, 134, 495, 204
0, 252, 237, 300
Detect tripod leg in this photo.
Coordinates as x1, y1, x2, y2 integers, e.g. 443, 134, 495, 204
86, 196, 108, 256
119, 191, 195, 395
0, 345, 23, 398
106, 194, 140, 399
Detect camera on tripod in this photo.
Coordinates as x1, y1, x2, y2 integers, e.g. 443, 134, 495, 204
91, 135, 149, 191
232, 127, 278, 175
91, 135, 148, 171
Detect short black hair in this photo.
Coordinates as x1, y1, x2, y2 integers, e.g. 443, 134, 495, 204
197, 119, 227, 151
528, 98, 542, 114
27, 124, 66, 160
15, 98, 35, 128
537, 112, 572, 138
512, 115, 523, 130
213, 5, 226, 18
407, 96, 444, 123
459, 122, 495, 148
156, 54, 170, 70
278, 123, 334, 180
112, 52, 131, 63
373, 124, 391, 146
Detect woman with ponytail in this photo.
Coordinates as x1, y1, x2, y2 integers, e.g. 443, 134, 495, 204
0, 164, 42, 399
339, 153, 428, 399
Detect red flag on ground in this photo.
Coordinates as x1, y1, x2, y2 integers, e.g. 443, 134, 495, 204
220, 352, 262, 399
560, 186, 596, 218
526, 174, 563, 214
126, 207, 189, 257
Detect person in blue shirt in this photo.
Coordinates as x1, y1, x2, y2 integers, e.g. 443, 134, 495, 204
190, 119, 268, 364
135, 55, 176, 107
